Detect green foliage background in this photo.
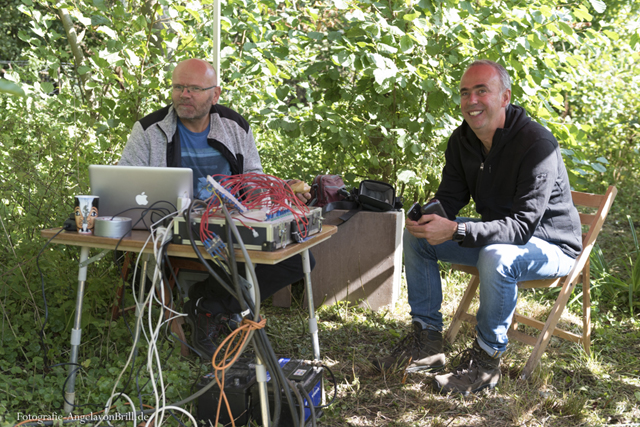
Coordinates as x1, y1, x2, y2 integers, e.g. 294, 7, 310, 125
1, 0, 639, 423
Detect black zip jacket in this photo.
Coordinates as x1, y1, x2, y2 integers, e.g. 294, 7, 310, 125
434, 104, 582, 258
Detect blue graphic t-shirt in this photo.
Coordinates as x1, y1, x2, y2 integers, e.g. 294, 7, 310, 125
178, 120, 232, 199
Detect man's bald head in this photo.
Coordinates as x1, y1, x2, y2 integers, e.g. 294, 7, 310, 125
172, 58, 218, 86
171, 58, 221, 132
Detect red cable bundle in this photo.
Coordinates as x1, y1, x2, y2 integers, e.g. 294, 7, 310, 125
199, 173, 311, 241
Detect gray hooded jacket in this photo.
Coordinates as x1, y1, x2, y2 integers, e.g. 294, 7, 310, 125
120, 104, 262, 176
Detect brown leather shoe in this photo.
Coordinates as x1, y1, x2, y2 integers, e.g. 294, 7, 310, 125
433, 339, 501, 395
373, 322, 445, 373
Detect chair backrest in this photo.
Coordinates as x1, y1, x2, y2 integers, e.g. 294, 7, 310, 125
516, 186, 617, 290
572, 186, 618, 249
550, 186, 617, 286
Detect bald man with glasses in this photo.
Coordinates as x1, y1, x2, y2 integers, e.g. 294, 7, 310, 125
120, 58, 313, 360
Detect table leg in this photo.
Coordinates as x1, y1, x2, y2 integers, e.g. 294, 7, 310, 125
302, 249, 320, 361
244, 265, 270, 427
64, 245, 90, 414
132, 254, 149, 352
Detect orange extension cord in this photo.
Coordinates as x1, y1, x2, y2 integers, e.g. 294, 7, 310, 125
211, 316, 267, 427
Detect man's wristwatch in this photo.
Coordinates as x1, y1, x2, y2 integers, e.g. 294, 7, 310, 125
452, 222, 466, 243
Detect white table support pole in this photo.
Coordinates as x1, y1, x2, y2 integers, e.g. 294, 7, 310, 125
302, 249, 320, 361
245, 265, 271, 427
64, 247, 139, 414
64, 245, 90, 414
132, 254, 150, 354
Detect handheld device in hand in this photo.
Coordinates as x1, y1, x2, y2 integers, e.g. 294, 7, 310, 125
407, 199, 446, 221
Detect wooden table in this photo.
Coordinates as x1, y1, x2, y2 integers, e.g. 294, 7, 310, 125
41, 225, 337, 414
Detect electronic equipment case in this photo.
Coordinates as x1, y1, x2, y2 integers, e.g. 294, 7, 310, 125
196, 357, 323, 427
173, 207, 323, 251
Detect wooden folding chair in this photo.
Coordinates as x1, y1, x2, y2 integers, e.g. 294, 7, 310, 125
445, 186, 617, 379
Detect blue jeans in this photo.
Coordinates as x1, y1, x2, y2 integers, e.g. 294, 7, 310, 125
403, 218, 576, 356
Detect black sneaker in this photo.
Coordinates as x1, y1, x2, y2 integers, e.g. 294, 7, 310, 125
184, 299, 229, 360
432, 338, 501, 396
373, 321, 445, 373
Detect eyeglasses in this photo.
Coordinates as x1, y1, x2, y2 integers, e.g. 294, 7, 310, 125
172, 84, 218, 93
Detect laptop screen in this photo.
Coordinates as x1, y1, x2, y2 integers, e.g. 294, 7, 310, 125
89, 165, 193, 230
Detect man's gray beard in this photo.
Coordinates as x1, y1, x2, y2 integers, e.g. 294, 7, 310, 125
176, 106, 207, 120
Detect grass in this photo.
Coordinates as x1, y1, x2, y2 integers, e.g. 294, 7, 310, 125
3, 247, 638, 427
259, 268, 640, 427
2, 182, 639, 427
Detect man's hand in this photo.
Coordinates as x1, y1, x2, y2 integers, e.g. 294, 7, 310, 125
287, 179, 312, 204
405, 214, 458, 246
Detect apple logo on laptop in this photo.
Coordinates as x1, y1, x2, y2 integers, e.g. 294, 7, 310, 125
135, 192, 149, 206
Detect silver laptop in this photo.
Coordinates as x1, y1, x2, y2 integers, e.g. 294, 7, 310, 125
89, 165, 193, 230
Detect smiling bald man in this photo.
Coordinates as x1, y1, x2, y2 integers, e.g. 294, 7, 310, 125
374, 60, 582, 396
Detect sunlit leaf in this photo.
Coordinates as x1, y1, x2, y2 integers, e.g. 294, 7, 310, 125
0, 79, 25, 96
589, 0, 606, 13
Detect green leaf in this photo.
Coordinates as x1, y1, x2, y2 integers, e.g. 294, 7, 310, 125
558, 21, 574, 36
403, 11, 421, 21
398, 170, 417, 183
400, 35, 414, 53
373, 68, 396, 85
185, 8, 202, 22
307, 32, 324, 40
91, 14, 110, 26
96, 25, 117, 39
276, 86, 289, 100
77, 66, 92, 75
539, 5, 553, 17
413, 18, 430, 31
591, 162, 606, 173
378, 43, 397, 55
603, 30, 619, 41
93, 0, 107, 12
501, 25, 518, 38
333, 0, 348, 10
0, 79, 26, 96
41, 82, 54, 93
574, 5, 593, 21
589, 0, 606, 13
264, 59, 277, 75
428, 91, 444, 110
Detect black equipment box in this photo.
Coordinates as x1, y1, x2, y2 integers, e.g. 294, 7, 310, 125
196, 357, 257, 426
173, 207, 323, 251
196, 357, 323, 427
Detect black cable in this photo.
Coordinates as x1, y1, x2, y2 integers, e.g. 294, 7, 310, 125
297, 382, 317, 427
36, 226, 123, 411
168, 410, 188, 427
287, 378, 305, 427
135, 361, 146, 414
57, 364, 102, 410
225, 212, 249, 314
27, 197, 308, 427
162, 251, 185, 306
184, 199, 238, 298
35, 226, 66, 372
314, 363, 338, 409
185, 200, 296, 426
